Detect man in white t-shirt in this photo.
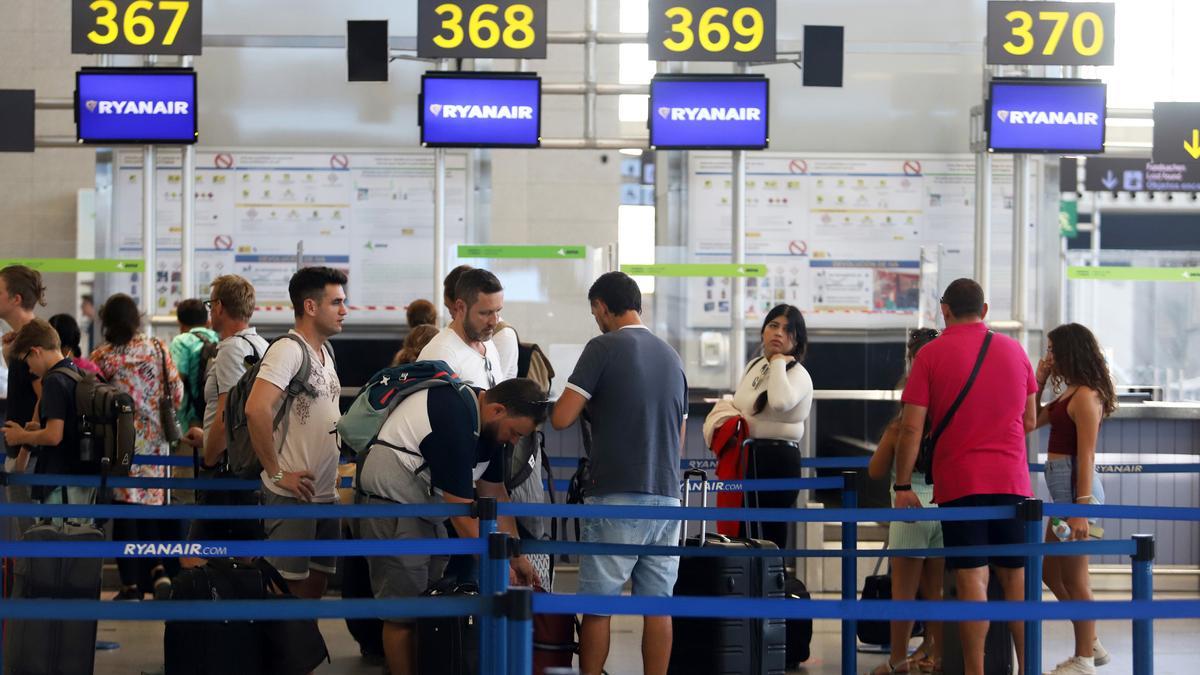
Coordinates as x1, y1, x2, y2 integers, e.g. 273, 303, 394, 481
419, 267, 504, 388
245, 266, 347, 599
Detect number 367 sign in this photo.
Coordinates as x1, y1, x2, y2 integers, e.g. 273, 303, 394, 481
72, 0, 202, 55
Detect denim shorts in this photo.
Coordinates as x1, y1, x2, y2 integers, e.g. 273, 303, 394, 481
1044, 457, 1105, 523
578, 493, 681, 610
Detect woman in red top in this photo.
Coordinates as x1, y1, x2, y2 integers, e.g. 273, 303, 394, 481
1034, 323, 1116, 675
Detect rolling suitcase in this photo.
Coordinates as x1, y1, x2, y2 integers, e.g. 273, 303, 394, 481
941, 570, 1014, 675
784, 577, 813, 667
5, 520, 104, 675
857, 541, 924, 648
668, 470, 787, 675
416, 580, 480, 675
165, 559, 267, 675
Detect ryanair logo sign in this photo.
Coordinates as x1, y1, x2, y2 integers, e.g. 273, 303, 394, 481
84, 100, 191, 115
994, 109, 1100, 126
427, 103, 534, 120
656, 106, 763, 122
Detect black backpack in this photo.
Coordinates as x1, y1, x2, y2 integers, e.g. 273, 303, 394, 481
187, 332, 220, 423
47, 366, 136, 482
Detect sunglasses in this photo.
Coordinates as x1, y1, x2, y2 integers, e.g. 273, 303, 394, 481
908, 328, 940, 344
203, 299, 217, 310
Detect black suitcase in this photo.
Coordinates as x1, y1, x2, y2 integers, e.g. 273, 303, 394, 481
857, 541, 924, 647
165, 559, 267, 675
668, 470, 787, 675
5, 521, 104, 675
784, 577, 813, 667
165, 558, 329, 675
941, 570, 1014, 675
416, 580, 480, 675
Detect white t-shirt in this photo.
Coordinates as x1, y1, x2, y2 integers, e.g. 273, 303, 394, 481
491, 324, 520, 381
731, 356, 814, 442
255, 330, 342, 502
202, 327, 270, 447
418, 326, 504, 388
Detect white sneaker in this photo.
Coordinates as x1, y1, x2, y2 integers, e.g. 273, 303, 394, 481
1092, 637, 1111, 666
1045, 656, 1097, 675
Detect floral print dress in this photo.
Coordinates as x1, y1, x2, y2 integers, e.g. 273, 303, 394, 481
92, 334, 183, 506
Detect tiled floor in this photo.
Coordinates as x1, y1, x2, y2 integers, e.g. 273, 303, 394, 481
87, 590, 1197, 674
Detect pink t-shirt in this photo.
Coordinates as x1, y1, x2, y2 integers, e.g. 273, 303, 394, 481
901, 321, 1036, 504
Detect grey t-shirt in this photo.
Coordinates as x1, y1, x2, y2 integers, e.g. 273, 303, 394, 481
566, 325, 687, 498
202, 328, 270, 447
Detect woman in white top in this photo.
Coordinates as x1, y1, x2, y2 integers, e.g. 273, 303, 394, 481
727, 304, 814, 548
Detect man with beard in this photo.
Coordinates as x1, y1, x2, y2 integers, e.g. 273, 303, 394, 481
419, 267, 504, 388
356, 376, 546, 675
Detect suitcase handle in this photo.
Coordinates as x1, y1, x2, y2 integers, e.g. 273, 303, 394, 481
681, 469, 707, 546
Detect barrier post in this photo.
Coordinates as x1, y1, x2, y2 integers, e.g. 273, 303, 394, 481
1020, 498, 1043, 675
841, 471, 857, 675
488, 532, 512, 675
477, 497, 499, 675
1131, 534, 1155, 675
505, 587, 534, 675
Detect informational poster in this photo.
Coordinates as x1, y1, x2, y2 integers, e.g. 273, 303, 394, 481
686, 153, 1021, 328
107, 149, 470, 321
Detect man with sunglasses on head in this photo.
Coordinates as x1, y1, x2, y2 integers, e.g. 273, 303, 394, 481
419, 267, 505, 389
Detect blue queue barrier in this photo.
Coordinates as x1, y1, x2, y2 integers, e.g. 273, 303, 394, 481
0, 489, 1181, 675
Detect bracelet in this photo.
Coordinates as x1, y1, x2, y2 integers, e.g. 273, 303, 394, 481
892, 483, 912, 492
1075, 496, 1093, 502
270, 470, 285, 484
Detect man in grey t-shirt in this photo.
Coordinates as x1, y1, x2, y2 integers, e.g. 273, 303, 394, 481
552, 271, 687, 675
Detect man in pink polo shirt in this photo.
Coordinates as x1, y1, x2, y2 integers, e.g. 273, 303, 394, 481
894, 278, 1037, 675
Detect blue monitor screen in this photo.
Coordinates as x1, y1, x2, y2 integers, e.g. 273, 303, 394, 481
650, 76, 769, 150
421, 74, 541, 148
76, 69, 198, 144
988, 79, 1106, 154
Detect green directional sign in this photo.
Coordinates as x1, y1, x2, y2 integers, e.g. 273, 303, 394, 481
620, 263, 767, 277
0, 258, 145, 273
1067, 266, 1200, 282
457, 245, 586, 260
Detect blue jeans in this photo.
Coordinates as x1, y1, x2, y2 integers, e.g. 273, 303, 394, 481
1045, 456, 1105, 523
578, 493, 681, 610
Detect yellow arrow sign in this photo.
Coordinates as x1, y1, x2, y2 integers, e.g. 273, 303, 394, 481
1186, 129, 1200, 160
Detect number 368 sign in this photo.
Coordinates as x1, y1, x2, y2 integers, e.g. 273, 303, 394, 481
72, 0, 202, 55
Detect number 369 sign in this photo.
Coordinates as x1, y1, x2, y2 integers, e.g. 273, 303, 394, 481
72, 0, 202, 55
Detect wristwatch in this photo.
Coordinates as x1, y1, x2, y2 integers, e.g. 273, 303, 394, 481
893, 483, 913, 492
270, 469, 285, 484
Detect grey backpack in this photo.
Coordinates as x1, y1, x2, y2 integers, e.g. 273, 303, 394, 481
223, 334, 334, 479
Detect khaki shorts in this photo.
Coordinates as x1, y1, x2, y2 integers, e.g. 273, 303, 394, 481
261, 490, 340, 581
357, 496, 448, 623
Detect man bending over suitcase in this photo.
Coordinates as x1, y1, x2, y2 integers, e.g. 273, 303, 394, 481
357, 376, 546, 675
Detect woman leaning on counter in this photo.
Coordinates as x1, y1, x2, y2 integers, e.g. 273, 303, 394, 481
705, 304, 814, 549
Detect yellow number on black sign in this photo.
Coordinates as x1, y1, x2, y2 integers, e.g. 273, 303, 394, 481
433, 3, 466, 48
433, 2, 537, 51
1002, 8, 1105, 58
1002, 10, 1035, 55
87, 0, 120, 45
503, 4, 536, 49
662, 5, 764, 54
663, 6, 694, 52
159, 0, 190, 45
124, 0, 155, 45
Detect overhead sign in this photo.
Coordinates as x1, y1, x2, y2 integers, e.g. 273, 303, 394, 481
420, 73, 541, 148
987, 78, 1106, 154
1068, 266, 1200, 282
0, 258, 144, 273
648, 0, 775, 62
75, 68, 198, 145
457, 245, 584, 259
649, 75, 769, 150
1084, 157, 1200, 192
1151, 102, 1200, 164
987, 1, 1114, 66
621, 263, 767, 277
417, 0, 547, 59
72, 0, 202, 55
